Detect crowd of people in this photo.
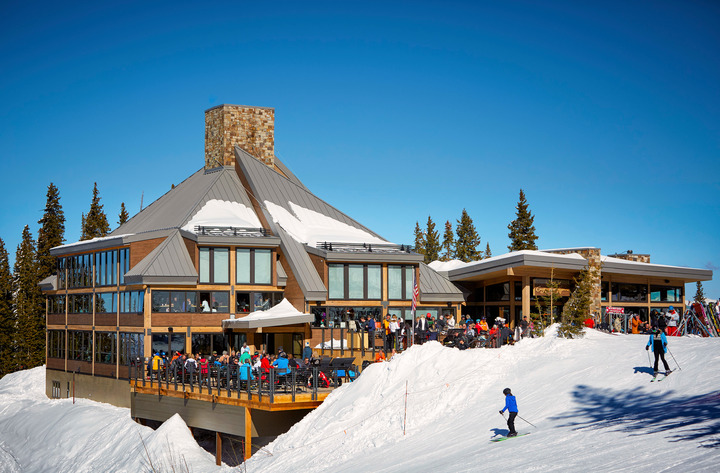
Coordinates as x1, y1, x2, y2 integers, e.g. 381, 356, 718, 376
605, 306, 681, 336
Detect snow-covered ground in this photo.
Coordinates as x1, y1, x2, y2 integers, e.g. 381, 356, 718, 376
1, 327, 719, 472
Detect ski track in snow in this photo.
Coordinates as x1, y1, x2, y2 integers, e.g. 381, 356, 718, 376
1, 326, 719, 472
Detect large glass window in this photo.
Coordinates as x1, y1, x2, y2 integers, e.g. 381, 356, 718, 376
68, 331, 92, 362
329, 264, 384, 300
236, 248, 251, 284
199, 247, 229, 284
650, 285, 682, 302
119, 248, 129, 285
57, 257, 67, 289
94, 250, 117, 287
191, 333, 228, 356
235, 248, 273, 285
254, 249, 271, 284
235, 291, 284, 313
119, 332, 144, 367
388, 265, 414, 300
48, 330, 65, 359
601, 282, 609, 302
199, 291, 229, 312
48, 295, 66, 314
514, 281, 522, 302
119, 290, 144, 313
151, 291, 170, 313
95, 292, 115, 314
95, 332, 116, 364
311, 306, 383, 328
486, 283, 510, 302
68, 294, 93, 313
612, 283, 648, 303
151, 333, 186, 356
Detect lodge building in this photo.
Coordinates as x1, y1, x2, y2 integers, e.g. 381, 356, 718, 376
39, 104, 712, 460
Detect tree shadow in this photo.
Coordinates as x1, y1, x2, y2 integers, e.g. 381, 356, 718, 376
633, 366, 655, 375
552, 385, 720, 448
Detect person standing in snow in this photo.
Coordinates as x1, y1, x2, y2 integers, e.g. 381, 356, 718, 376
646, 328, 671, 375
499, 388, 519, 437
666, 306, 680, 336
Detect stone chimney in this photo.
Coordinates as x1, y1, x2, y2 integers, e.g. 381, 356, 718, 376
204, 104, 275, 169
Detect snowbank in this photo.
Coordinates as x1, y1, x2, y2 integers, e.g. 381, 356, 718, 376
0, 366, 235, 473
247, 326, 720, 472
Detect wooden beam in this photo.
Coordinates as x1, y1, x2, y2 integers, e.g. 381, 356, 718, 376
216, 431, 222, 466
245, 407, 252, 460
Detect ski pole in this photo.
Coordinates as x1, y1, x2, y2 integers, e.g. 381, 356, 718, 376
646, 349, 652, 369
517, 415, 537, 428
666, 347, 682, 371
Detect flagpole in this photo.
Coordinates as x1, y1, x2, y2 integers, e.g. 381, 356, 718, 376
411, 270, 417, 347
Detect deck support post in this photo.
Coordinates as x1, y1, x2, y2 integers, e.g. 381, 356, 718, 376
245, 407, 252, 460
216, 431, 222, 466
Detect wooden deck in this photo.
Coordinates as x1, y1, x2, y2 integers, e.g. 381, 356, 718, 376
130, 379, 333, 411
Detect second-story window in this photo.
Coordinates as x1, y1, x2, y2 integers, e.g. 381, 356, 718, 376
236, 248, 272, 285
388, 265, 415, 300
328, 264, 382, 300
199, 247, 229, 284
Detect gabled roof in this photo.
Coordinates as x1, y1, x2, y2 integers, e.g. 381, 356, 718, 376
111, 166, 256, 236
442, 250, 589, 281
124, 230, 197, 285
221, 299, 313, 329
419, 263, 465, 302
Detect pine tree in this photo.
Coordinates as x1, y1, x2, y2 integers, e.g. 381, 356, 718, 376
81, 182, 110, 240
559, 266, 596, 338
531, 268, 562, 335
118, 202, 129, 226
485, 242, 492, 259
0, 238, 16, 376
13, 226, 45, 370
424, 216, 441, 263
507, 189, 539, 251
37, 183, 65, 279
455, 209, 482, 262
413, 222, 426, 257
440, 220, 455, 261
694, 281, 706, 304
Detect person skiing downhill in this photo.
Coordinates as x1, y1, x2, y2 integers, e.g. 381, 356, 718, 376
499, 388, 518, 437
646, 328, 671, 375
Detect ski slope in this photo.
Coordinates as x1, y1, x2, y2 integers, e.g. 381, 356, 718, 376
0, 327, 718, 472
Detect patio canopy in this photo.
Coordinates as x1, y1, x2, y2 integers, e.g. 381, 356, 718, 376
221, 298, 314, 329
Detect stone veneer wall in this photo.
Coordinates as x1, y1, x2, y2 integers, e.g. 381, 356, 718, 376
205, 104, 275, 169
544, 248, 603, 316
608, 253, 651, 263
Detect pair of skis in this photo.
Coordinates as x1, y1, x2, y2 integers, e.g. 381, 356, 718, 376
490, 432, 530, 442
651, 370, 674, 382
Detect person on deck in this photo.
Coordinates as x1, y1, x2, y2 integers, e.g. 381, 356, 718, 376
631, 314, 641, 334
415, 314, 429, 344
646, 328, 671, 375
499, 387, 519, 437
520, 316, 529, 338
666, 306, 680, 336
302, 341, 312, 360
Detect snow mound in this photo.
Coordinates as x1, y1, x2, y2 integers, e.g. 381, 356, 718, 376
247, 327, 720, 472
183, 199, 262, 232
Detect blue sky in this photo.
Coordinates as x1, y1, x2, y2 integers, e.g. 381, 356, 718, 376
1, 0, 718, 298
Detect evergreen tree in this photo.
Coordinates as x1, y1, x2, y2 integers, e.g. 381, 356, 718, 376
507, 189, 539, 251
118, 202, 129, 226
413, 222, 426, 257
440, 220, 455, 261
81, 182, 110, 240
485, 242, 492, 259
694, 281, 706, 304
13, 226, 45, 370
531, 268, 562, 335
0, 238, 16, 376
37, 183, 65, 279
424, 216, 441, 263
559, 266, 596, 338
455, 209, 482, 262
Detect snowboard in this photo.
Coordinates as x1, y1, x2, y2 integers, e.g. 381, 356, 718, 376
491, 433, 530, 442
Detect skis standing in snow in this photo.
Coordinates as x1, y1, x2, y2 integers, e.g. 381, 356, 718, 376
499, 388, 519, 437
646, 328, 671, 376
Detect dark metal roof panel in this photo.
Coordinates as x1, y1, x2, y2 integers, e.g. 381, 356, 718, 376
124, 230, 197, 284
273, 226, 327, 300
419, 263, 464, 302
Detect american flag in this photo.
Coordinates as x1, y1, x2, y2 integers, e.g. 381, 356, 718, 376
411, 270, 419, 315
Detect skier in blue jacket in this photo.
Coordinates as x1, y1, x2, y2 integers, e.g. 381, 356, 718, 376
646, 328, 671, 375
499, 387, 518, 437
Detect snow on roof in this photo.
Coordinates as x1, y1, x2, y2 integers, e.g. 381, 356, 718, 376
600, 255, 694, 270
264, 200, 390, 247
431, 250, 587, 273
222, 298, 314, 329
428, 259, 473, 272
51, 234, 133, 251
181, 199, 262, 233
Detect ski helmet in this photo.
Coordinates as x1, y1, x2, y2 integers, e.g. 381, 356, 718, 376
503, 388, 512, 395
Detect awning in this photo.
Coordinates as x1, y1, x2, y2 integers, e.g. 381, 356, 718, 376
222, 298, 314, 329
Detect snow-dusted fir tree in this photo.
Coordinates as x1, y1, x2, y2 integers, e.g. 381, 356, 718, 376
455, 209, 481, 262
36, 183, 65, 279
440, 220, 455, 261
425, 216, 441, 263
81, 182, 110, 240
559, 266, 596, 338
13, 226, 45, 369
507, 189, 538, 251
118, 202, 129, 226
531, 268, 562, 335
0, 238, 15, 376
413, 222, 426, 258
694, 281, 706, 304
484, 242, 492, 259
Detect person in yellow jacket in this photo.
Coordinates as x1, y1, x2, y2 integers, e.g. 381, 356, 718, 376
631, 314, 641, 334
151, 352, 164, 371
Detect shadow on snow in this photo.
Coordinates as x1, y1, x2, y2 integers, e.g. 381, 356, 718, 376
551, 385, 720, 448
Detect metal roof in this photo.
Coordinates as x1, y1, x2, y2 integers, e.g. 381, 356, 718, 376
124, 230, 197, 285
277, 260, 287, 287
445, 251, 589, 281
39, 275, 57, 291
419, 263, 465, 302
111, 166, 255, 236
